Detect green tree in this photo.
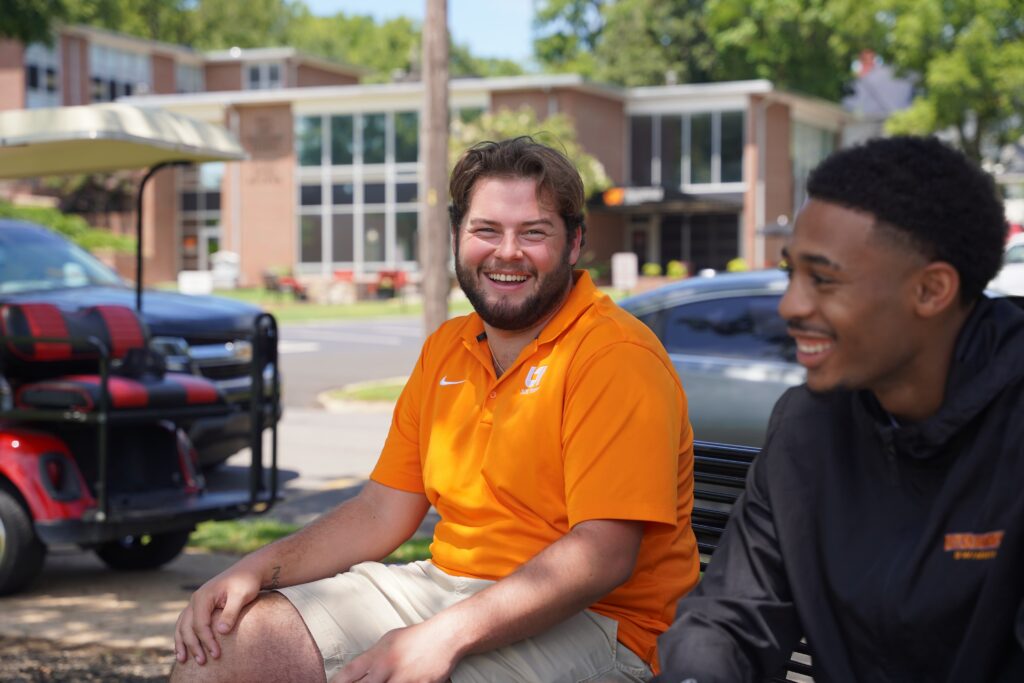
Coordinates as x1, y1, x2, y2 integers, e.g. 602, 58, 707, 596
0, 0, 68, 44
705, 0, 874, 100
877, 0, 1024, 161
533, 0, 606, 77
449, 106, 611, 202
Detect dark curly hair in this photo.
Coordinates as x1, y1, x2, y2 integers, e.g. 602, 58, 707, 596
449, 136, 586, 247
806, 136, 1006, 303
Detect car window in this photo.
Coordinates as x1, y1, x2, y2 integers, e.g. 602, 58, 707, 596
662, 295, 795, 362
1005, 244, 1024, 265
0, 231, 124, 293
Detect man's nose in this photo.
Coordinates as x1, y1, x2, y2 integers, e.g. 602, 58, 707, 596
494, 231, 522, 260
778, 277, 811, 322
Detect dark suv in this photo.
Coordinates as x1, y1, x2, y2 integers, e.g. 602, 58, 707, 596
0, 218, 276, 467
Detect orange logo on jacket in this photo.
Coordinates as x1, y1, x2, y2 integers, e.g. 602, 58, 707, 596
944, 530, 1003, 560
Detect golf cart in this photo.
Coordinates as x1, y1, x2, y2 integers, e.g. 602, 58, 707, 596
0, 103, 279, 595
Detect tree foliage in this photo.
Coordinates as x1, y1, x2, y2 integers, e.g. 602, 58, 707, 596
0, 0, 522, 83
876, 0, 1024, 161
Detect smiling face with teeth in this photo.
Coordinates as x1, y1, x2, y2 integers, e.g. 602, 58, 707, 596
454, 176, 582, 332
778, 198, 964, 417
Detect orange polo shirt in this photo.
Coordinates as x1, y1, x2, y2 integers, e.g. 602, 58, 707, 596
371, 271, 698, 669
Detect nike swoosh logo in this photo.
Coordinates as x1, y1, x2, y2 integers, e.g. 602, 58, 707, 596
439, 376, 466, 386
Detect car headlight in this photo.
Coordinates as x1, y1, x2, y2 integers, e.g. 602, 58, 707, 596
150, 336, 196, 374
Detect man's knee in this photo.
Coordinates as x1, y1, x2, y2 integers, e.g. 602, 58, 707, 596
170, 592, 324, 683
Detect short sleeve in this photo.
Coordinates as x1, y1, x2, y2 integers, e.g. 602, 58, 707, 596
370, 348, 426, 493
562, 342, 687, 529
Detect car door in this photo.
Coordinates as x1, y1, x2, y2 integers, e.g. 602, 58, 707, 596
657, 294, 804, 447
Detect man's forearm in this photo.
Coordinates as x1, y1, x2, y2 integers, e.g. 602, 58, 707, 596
242, 481, 430, 590
428, 519, 643, 658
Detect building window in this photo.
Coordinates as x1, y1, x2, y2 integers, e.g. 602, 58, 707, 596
792, 122, 836, 210
178, 164, 223, 271
630, 111, 746, 188
296, 112, 422, 271
89, 43, 151, 103
394, 111, 419, 163
25, 43, 60, 108
175, 62, 204, 93
296, 117, 323, 166
246, 62, 283, 90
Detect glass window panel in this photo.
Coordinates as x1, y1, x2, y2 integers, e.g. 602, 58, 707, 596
301, 184, 322, 206
204, 192, 221, 211
662, 295, 793, 360
362, 113, 386, 164
107, 80, 117, 101
660, 115, 682, 188
181, 192, 199, 212
199, 162, 224, 189
364, 182, 386, 204
690, 113, 712, 184
296, 116, 322, 167
248, 65, 261, 88
721, 111, 744, 182
45, 67, 57, 92
394, 111, 418, 163
268, 64, 280, 85
26, 65, 39, 89
630, 116, 653, 186
332, 183, 354, 205
363, 213, 386, 262
300, 215, 323, 263
330, 115, 354, 165
332, 213, 354, 262
396, 212, 418, 262
396, 182, 418, 203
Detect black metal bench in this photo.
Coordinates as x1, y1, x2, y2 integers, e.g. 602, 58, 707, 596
692, 440, 813, 682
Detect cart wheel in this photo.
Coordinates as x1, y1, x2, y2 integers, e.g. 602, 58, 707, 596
0, 484, 46, 595
95, 530, 191, 571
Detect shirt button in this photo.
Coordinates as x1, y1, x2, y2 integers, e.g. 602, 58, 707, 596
489, 391, 497, 399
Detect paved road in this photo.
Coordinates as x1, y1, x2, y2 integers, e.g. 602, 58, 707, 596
278, 317, 424, 408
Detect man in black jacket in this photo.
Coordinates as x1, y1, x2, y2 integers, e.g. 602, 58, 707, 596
658, 136, 1024, 682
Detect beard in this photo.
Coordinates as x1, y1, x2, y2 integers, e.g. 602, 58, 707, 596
455, 245, 575, 332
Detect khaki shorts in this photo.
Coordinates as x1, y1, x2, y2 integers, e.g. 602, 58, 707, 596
277, 560, 651, 682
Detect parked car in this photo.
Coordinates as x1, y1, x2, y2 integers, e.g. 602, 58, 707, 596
0, 218, 276, 468
620, 270, 804, 447
987, 233, 1024, 296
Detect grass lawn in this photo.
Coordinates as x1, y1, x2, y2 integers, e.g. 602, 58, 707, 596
212, 288, 474, 324
188, 519, 432, 563
326, 377, 407, 403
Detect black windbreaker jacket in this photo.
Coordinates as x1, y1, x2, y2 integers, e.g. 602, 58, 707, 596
658, 297, 1024, 683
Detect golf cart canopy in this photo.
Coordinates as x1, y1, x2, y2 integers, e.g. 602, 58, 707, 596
0, 102, 245, 178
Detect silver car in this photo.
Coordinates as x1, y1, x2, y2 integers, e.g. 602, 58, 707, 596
620, 270, 805, 447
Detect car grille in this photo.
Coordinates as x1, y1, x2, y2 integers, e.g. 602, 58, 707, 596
197, 361, 251, 381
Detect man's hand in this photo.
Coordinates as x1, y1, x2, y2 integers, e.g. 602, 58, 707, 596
330, 622, 458, 683
174, 563, 263, 665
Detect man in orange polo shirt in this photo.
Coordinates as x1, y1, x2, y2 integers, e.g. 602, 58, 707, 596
172, 137, 698, 683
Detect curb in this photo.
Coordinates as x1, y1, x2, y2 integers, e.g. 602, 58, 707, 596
316, 377, 406, 414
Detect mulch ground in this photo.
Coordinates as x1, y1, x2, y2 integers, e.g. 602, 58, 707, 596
0, 636, 171, 682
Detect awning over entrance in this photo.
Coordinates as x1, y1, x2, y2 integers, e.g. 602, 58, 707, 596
590, 185, 743, 215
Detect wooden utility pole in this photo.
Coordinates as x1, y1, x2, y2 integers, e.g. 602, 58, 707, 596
419, 0, 450, 334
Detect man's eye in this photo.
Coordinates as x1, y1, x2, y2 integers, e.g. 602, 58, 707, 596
811, 273, 834, 285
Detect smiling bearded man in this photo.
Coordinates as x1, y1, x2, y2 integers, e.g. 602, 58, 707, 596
171, 136, 697, 683
657, 136, 1024, 683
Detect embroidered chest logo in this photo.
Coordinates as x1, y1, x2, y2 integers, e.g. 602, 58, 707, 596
520, 365, 548, 395
944, 530, 1004, 561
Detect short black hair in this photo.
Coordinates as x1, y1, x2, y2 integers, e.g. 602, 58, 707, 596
806, 136, 1006, 303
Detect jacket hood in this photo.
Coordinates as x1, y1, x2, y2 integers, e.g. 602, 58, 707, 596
864, 296, 1024, 460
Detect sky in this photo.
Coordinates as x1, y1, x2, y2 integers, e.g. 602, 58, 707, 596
303, 0, 536, 64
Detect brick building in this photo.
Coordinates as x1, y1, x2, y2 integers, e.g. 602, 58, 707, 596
0, 26, 850, 289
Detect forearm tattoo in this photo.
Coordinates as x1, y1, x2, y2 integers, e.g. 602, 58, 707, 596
269, 565, 282, 590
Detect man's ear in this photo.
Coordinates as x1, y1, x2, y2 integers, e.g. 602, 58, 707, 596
913, 261, 960, 318
568, 226, 583, 266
